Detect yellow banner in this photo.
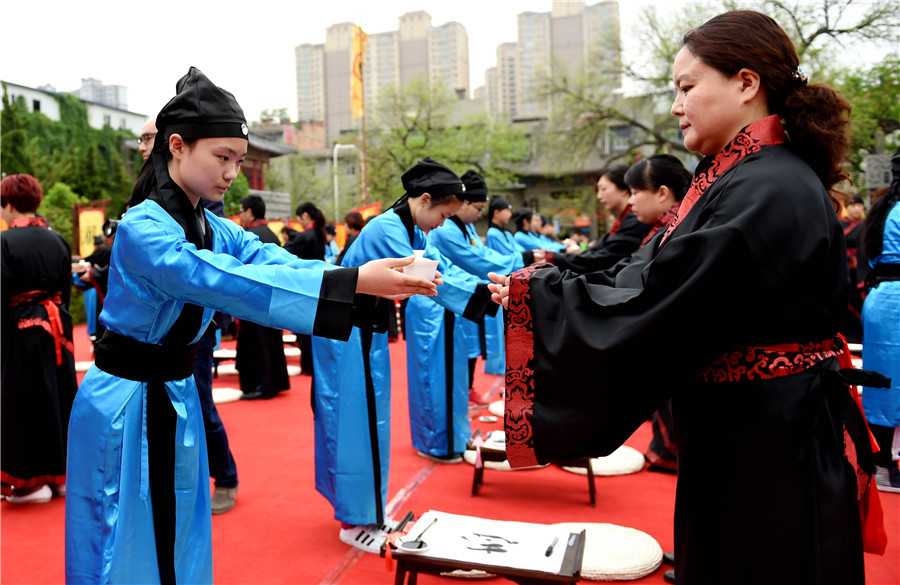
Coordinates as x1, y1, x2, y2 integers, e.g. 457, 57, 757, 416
76, 203, 107, 257
353, 201, 381, 220
351, 24, 367, 120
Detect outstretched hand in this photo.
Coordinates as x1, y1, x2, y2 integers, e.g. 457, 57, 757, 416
356, 256, 442, 300
487, 272, 510, 309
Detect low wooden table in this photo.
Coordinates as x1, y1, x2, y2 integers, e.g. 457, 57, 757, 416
390, 529, 586, 585
467, 432, 597, 506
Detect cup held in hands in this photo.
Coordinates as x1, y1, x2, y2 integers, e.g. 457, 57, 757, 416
403, 257, 439, 280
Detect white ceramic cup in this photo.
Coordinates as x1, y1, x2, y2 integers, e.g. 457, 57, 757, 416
403, 258, 439, 280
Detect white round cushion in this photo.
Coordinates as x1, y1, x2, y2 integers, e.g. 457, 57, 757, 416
560, 446, 645, 477
439, 569, 496, 579
553, 522, 662, 581
488, 400, 504, 417
212, 387, 242, 404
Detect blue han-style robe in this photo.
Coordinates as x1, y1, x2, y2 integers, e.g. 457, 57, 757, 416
487, 225, 526, 256
66, 167, 362, 585
514, 230, 546, 251
485, 225, 530, 376
862, 200, 900, 428
538, 234, 567, 252
312, 202, 496, 526
430, 217, 525, 375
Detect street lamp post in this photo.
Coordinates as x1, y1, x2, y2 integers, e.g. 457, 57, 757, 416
332, 143, 359, 223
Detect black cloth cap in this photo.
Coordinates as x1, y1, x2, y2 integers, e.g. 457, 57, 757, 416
489, 195, 512, 219
153, 67, 248, 154
401, 157, 465, 198
461, 170, 488, 203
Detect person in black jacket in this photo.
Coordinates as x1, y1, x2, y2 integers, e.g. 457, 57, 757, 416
283, 202, 327, 375
236, 195, 291, 399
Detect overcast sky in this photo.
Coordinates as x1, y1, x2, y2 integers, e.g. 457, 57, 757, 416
1, 0, 894, 123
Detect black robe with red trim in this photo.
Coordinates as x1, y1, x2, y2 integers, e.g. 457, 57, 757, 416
504, 117, 877, 584
1, 219, 78, 494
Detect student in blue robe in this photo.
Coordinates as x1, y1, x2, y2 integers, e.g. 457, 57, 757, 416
430, 172, 540, 382
312, 158, 496, 553
512, 208, 546, 251
64, 68, 437, 585
536, 214, 568, 252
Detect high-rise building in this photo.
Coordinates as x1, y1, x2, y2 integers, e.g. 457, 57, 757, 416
429, 21, 469, 98
295, 44, 325, 121
485, 0, 620, 120
72, 77, 128, 110
295, 11, 470, 145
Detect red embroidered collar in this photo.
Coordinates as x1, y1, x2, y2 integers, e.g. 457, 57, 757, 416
642, 201, 682, 247
608, 204, 632, 237
8, 216, 49, 229
245, 218, 269, 229
660, 115, 786, 244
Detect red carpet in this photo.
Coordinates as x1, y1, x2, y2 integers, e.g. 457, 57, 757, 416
2, 325, 897, 584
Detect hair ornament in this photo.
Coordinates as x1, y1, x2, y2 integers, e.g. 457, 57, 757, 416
791, 65, 809, 87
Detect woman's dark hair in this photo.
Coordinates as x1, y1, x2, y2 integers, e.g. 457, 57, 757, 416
0, 173, 43, 213
296, 201, 326, 239
624, 155, 693, 201
512, 208, 534, 233
862, 148, 900, 260
683, 10, 851, 201
344, 211, 365, 232
325, 222, 336, 236
600, 165, 630, 192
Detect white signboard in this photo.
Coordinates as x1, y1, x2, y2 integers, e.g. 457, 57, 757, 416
865, 155, 893, 189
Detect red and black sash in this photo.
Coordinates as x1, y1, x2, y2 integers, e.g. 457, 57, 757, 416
7, 290, 73, 365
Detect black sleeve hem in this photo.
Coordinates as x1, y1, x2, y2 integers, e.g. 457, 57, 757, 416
312, 268, 358, 340
463, 282, 499, 321
522, 250, 535, 265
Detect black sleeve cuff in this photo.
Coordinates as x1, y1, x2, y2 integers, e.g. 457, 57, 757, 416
462, 282, 499, 321
522, 250, 535, 265
351, 295, 390, 334
312, 268, 358, 341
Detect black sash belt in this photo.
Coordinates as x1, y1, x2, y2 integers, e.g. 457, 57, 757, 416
866, 262, 900, 289
360, 329, 384, 526
444, 309, 456, 455
94, 330, 198, 382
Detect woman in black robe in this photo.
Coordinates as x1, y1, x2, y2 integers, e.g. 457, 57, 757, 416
489, 11, 886, 585
544, 165, 650, 273
1, 173, 78, 503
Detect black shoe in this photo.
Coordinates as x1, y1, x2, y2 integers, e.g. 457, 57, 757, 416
664, 569, 676, 584
241, 390, 264, 400
663, 552, 675, 566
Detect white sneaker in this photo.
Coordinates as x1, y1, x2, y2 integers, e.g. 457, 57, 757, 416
339, 524, 390, 553
875, 465, 900, 493
416, 450, 463, 464
7, 484, 52, 504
